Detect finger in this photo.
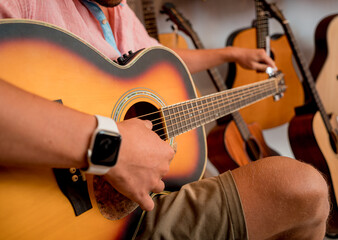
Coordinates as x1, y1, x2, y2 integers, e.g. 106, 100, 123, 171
254, 63, 269, 72
138, 193, 155, 211
143, 119, 153, 130
264, 57, 276, 68
152, 179, 165, 193
260, 54, 276, 68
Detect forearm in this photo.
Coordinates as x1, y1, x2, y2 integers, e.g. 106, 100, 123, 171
172, 46, 276, 74
172, 47, 236, 74
0, 79, 95, 168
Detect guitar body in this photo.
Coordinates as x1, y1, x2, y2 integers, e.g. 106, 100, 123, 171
0, 19, 206, 239
207, 120, 278, 172
288, 112, 338, 234
226, 27, 304, 129
310, 14, 338, 115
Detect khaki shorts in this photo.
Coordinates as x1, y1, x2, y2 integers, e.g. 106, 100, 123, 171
135, 171, 248, 240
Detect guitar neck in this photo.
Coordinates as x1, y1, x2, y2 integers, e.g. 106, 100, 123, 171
281, 18, 333, 134
179, 13, 253, 140
255, 0, 270, 50
141, 0, 159, 40
162, 77, 282, 139
160, 2, 283, 140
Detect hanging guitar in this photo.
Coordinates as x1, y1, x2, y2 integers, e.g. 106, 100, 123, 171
0, 19, 285, 239
141, 0, 188, 49
225, 0, 304, 129
260, 1, 338, 236
161, 2, 279, 173
309, 13, 338, 115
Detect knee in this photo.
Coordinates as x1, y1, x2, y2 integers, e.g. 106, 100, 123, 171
261, 157, 330, 223
291, 159, 329, 224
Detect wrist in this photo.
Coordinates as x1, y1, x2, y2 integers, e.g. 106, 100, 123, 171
222, 46, 239, 63
82, 115, 122, 175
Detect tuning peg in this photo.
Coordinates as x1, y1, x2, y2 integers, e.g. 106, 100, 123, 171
117, 56, 124, 65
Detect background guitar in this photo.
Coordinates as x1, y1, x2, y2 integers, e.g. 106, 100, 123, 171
225, 0, 304, 129
161, 2, 279, 173
0, 19, 285, 239
140, 0, 188, 49
310, 13, 338, 115
260, 2, 338, 236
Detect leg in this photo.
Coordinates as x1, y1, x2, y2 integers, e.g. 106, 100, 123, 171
135, 171, 248, 240
231, 156, 330, 240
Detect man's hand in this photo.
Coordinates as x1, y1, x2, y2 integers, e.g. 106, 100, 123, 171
104, 118, 175, 211
232, 47, 276, 72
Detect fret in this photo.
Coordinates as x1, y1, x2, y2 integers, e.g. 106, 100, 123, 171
186, 100, 195, 130
234, 89, 242, 111
195, 99, 204, 126
190, 101, 198, 129
182, 102, 191, 132
176, 104, 184, 133
217, 94, 225, 117
162, 108, 172, 139
237, 88, 246, 110
227, 90, 236, 113
200, 98, 209, 124
169, 106, 179, 137
206, 96, 215, 122
211, 94, 220, 119
222, 91, 231, 116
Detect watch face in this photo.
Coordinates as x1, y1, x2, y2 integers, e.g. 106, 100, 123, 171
91, 130, 121, 166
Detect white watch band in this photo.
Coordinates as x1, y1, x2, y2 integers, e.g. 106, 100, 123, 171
95, 115, 119, 134
85, 115, 120, 175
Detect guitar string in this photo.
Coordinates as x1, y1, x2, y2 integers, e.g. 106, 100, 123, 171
157, 84, 277, 140
136, 80, 277, 137
160, 82, 276, 127
134, 77, 279, 121
133, 81, 278, 140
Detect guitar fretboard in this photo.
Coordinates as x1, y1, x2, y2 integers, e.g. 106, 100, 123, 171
162, 77, 280, 139
141, 0, 159, 40
255, 0, 269, 50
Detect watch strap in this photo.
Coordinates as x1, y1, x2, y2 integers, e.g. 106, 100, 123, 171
95, 115, 119, 134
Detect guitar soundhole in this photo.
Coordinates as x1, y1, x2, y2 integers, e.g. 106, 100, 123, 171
124, 102, 166, 140
245, 138, 261, 161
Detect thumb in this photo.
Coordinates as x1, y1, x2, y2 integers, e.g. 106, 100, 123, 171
138, 194, 155, 211
143, 119, 153, 130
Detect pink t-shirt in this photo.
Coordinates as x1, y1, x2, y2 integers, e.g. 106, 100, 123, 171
0, 0, 160, 60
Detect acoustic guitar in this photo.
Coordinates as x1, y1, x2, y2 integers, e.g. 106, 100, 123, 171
310, 14, 338, 115
161, 2, 279, 173
225, 0, 304, 129
0, 19, 285, 239
141, 0, 188, 49
260, 2, 338, 235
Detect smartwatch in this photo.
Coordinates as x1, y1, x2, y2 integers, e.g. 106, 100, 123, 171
84, 115, 121, 175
